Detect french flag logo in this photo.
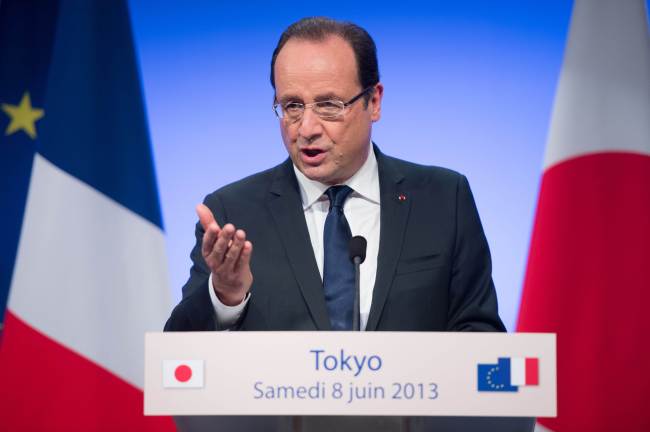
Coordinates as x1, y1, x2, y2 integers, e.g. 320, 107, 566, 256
477, 357, 539, 392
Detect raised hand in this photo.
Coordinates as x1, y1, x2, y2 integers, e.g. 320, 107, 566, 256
196, 203, 253, 306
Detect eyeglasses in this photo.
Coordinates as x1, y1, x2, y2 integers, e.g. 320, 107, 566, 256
273, 86, 374, 121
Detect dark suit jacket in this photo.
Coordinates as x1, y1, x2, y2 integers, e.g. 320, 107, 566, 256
165, 146, 505, 332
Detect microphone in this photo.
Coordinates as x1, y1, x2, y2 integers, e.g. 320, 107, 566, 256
349, 236, 367, 331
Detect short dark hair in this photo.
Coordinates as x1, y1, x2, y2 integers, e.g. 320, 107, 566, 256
270, 17, 380, 96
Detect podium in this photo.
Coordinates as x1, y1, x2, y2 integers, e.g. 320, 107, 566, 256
145, 332, 555, 431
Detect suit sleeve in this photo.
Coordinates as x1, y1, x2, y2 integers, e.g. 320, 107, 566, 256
446, 175, 506, 332
164, 191, 247, 331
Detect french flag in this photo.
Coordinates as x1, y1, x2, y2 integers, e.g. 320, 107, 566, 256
510, 357, 539, 387
517, 0, 650, 431
0, 1, 175, 430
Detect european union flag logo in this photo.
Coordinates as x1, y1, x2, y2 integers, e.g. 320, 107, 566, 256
477, 358, 519, 392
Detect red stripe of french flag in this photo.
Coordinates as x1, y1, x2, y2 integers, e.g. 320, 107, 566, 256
510, 357, 539, 386
525, 358, 539, 385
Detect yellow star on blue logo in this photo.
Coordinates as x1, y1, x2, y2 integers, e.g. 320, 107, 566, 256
1, 92, 45, 139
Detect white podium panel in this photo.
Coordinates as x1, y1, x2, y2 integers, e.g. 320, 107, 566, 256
145, 332, 555, 417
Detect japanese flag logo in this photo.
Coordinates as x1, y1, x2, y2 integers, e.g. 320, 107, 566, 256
163, 360, 204, 388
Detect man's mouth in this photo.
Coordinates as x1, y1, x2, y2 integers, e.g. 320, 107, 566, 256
300, 147, 327, 164
302, 148, 324, 157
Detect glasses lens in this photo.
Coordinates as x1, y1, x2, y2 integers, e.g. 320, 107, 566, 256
314, 101, 344, 118
283, 102, 304, 120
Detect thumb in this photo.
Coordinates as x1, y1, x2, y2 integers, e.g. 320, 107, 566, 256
196, 203, 219, 231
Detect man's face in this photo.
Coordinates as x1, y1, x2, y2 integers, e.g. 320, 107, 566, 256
273, 36, 383, 185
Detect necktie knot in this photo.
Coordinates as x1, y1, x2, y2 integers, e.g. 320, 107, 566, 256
326, 185, 353, 211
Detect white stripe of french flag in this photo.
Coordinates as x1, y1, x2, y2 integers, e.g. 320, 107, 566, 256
510, 357, 539, 386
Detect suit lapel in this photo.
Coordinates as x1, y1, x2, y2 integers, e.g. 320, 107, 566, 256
267, 160, 331, 330
366, 148, 411, 331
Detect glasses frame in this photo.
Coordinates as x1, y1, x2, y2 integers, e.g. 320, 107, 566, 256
273, 86, 374, 121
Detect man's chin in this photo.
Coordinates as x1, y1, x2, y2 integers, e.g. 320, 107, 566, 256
299, 166, 338, 186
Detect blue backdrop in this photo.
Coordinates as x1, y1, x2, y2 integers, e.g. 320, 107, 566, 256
129, 0, 574, 330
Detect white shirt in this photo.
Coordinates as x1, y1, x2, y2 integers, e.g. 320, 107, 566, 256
209, 146, 381, 330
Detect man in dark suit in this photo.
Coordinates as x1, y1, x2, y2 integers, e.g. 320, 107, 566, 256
164, 143, 505, 333
165, 16, 504, 334
164, 16, 530, 432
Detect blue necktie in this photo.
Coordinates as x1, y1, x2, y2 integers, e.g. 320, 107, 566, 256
323, 185, 354, 330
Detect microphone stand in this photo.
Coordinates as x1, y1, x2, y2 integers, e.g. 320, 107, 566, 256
352, 256, 361, 331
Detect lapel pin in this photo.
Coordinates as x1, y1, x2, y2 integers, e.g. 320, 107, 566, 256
397, 193, 407, 202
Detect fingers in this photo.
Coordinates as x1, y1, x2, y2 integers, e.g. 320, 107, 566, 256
211, 224, 235, 265
201, 222, 221, 258
207, 224, 252, 273
205, 223, 254, 302
236, 241, 253, 272
196, 203, 218, 231
197, 204, 222, 257
195, 203, 253, 299
221, 229, 241, 270
196, 201, 253, 275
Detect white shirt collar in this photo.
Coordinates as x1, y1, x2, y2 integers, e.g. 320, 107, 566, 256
293, 143, 380, 210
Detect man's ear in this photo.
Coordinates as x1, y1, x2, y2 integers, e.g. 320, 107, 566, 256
370, 83, 383, 122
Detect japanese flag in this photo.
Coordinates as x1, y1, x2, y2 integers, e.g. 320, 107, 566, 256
517, 0, 650, 430
163, 360, 204, 388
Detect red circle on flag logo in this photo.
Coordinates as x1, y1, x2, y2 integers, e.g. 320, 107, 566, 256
174, 365, 192, 382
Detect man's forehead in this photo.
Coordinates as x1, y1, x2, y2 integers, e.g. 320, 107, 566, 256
276, 89, 347, 103
277, 34, 354, 60
273, 35, 359, 95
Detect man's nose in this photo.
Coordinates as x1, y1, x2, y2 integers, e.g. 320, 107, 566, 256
297, 107, 323, 141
